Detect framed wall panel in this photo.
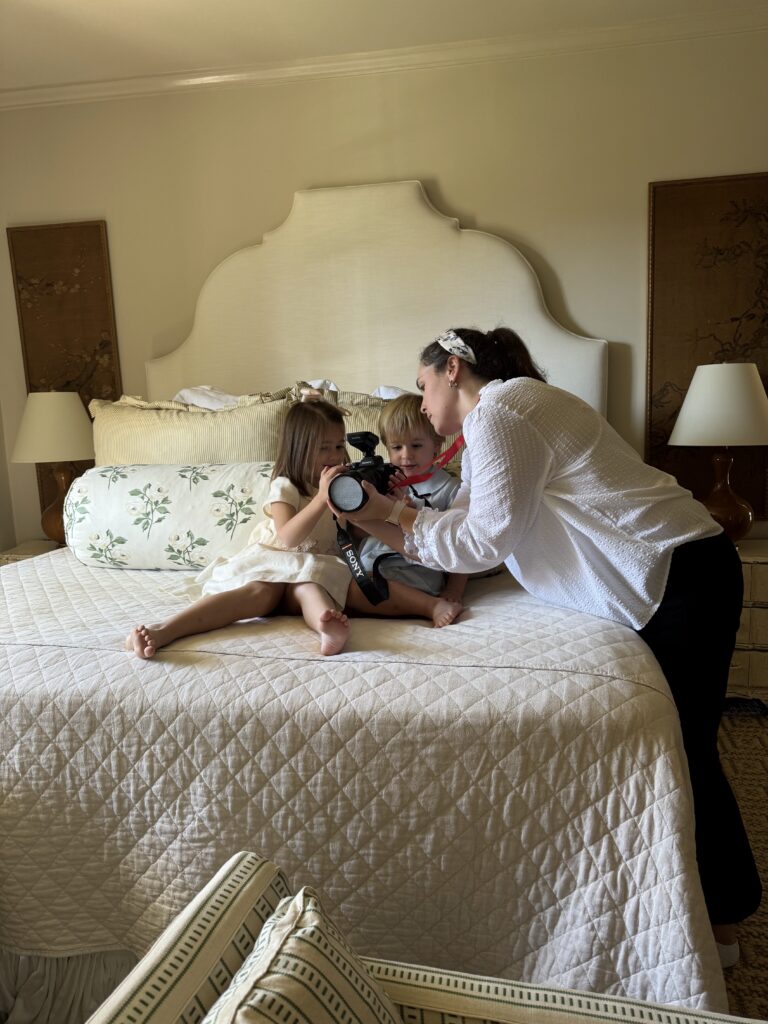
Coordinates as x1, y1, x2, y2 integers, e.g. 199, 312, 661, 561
647, 171, 768, 518
7, 220, 122, 513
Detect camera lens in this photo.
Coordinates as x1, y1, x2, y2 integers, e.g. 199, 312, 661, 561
328, 474, 367, 512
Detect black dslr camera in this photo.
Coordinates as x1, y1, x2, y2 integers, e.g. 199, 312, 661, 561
328, 431, 398, 512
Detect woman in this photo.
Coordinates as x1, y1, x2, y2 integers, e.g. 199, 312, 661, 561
334, 325, 762, 963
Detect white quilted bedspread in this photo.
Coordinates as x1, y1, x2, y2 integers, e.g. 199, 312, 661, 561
0, 551, 726, 1011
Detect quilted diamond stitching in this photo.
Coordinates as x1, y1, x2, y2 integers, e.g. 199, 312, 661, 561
0, 552, 725, 1011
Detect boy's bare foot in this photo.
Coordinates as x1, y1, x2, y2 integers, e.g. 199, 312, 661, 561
432, 599, 463, 628
125, 624, 170, 659
318, 608, 349, 656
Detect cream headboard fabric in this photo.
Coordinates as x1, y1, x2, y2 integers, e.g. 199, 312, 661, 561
146, 181, 608, 412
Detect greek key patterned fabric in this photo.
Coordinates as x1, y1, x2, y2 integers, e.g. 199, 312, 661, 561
201, 887, 400, 1024
87, 853, 291, 1024
87, 853, 744, 1024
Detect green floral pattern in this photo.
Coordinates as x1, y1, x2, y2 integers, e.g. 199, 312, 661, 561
65, 462, 274, 570
178, 465, 215, 489
211, 484, 257, 537
165, 531, 210, 568
87, 529, 128, 567
128, 483, 171, 537
98, 466, 137, 489
63, 486, 91, 537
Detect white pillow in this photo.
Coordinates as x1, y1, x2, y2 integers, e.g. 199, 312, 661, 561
172, 385, 241, 409
306, 377, 340, 391
64, 463, 273, 570
201, 887, 400, 1024
371, 384, 413, 399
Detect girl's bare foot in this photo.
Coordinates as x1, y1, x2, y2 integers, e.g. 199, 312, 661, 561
432, 599, 463, 628
125, 624, 170, 659
318, 608, 349, 656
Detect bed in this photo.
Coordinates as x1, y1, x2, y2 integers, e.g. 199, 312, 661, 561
0, 181, 727, 1023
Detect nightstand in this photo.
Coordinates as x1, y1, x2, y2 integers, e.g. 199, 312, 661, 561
0, 540, 59, 566
729, 539, 768, 700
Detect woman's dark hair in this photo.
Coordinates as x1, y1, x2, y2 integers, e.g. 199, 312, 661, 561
419, 327, 546, 384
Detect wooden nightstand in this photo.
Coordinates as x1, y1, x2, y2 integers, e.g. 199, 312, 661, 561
729, 539, 768, 700
0, 540, 59, 566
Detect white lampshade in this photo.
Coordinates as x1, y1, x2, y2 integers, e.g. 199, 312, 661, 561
12, 391, 94, 464
668, 363, 768, 447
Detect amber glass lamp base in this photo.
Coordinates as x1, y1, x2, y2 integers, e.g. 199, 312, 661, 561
703, 450, 754, 544
40, 464, 75, 546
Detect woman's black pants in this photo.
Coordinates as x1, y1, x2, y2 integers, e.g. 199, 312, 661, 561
638, 531, 762, 924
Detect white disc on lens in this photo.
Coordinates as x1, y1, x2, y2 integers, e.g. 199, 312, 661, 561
329, 475, 365, 512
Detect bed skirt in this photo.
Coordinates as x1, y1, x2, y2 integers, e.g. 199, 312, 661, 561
0, 950, 136, 1024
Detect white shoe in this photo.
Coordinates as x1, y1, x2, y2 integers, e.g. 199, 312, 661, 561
716, 940, 740, 969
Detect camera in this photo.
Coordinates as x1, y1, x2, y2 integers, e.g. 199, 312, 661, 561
328, 431, 398, 512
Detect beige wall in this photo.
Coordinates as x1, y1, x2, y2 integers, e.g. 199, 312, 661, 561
1, 28, 767, 545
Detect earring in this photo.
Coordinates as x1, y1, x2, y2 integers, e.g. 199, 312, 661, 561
448, 380, 458, 389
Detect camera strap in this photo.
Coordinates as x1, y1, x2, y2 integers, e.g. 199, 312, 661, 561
394, 434, 464, 489
335, 520, 396, 606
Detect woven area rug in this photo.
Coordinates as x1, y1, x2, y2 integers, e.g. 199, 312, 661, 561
718, 698, 768, 1021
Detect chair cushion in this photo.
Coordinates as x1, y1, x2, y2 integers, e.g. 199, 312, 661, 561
201, 887, 400, 1024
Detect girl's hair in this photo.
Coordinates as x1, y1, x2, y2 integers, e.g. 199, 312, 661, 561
379, 393, 441, 448
272, 399, 347, 496
419, 327, 546, 384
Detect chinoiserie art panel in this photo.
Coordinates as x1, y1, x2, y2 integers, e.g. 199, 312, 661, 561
647, 171, 768, 518
7, 220, 122, 513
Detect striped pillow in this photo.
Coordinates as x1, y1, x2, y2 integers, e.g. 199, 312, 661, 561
90, 392, 292, 466
201, 887, 400, 1024
293, 384, 463, 472
87, 853, 292, 1024
291, 383, 390, 458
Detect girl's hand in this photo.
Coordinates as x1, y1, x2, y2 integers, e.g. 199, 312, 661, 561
328, 481, 393, 523
316, 464, 346, 502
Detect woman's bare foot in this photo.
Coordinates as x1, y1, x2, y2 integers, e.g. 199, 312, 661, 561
125, 623, 171, 659
432, 599, 463, 628
318, 608, 349, 656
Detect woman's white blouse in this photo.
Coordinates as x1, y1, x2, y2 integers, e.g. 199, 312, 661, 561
404, 378, 720, 629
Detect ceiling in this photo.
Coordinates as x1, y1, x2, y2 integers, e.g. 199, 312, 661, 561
1, 0, 767, 105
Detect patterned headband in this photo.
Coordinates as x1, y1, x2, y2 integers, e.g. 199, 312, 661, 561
435, 329, 477, 365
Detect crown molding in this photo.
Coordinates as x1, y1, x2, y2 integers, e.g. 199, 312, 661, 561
2, 6, 767, 111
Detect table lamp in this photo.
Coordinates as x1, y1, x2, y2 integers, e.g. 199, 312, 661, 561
668, 362, 768, 542
11, 391, 94, 545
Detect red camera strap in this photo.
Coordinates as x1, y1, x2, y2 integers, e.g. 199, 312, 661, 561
393, 434, 465, 489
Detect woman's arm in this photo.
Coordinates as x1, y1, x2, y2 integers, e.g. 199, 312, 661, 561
334, 404, 551, 574
407, 407, 551, 572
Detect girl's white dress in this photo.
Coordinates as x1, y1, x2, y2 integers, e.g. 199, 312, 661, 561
191, 477, 351, 608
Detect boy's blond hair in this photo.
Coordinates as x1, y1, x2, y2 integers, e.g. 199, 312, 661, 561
379, 393, 441, 447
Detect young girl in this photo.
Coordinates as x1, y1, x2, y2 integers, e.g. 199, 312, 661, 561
126, 399, 461, 660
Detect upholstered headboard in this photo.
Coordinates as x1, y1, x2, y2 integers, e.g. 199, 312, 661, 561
146, 180, 608, 411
